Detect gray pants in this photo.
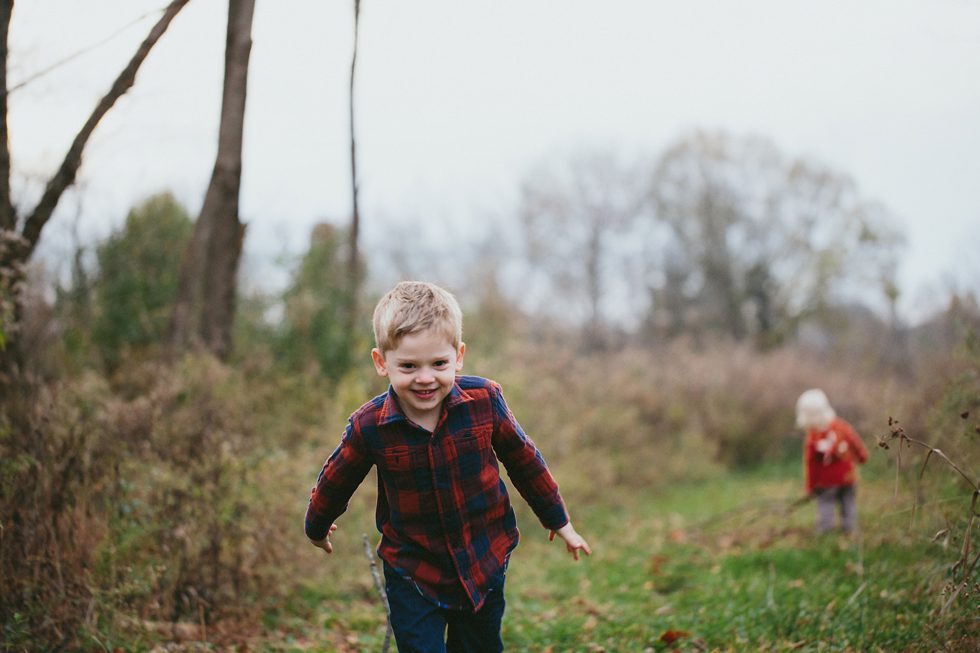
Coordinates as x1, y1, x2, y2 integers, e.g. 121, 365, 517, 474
815, 485, 857, 534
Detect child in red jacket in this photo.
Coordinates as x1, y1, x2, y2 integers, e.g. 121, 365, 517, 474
796, 389, 869, 534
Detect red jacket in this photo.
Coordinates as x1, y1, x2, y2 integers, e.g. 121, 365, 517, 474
804, 417, 869, 494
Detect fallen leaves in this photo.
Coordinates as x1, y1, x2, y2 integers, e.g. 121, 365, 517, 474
659, 628, 691, 644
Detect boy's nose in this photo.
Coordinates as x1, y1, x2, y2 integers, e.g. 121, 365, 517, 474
417, 369, 435, 383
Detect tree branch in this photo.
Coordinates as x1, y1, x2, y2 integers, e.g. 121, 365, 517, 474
20, 0, 190, 255
348, 0, 361, 268
7, 7, 166, 96
362, 533, 391, 653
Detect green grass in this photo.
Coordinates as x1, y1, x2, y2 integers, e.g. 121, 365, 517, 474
260, 465, 978, 652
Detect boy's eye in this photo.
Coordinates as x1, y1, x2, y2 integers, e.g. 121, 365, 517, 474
434, 360, 448, 367
399, 363, 416, 370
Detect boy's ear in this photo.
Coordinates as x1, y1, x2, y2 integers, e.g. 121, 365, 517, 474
371, 348, 388, 377
455, 342, 466, 372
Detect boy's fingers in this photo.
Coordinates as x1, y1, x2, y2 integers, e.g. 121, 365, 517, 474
310, 536, 334, 554
549, 531, 556, 542
569, 543, 591, 560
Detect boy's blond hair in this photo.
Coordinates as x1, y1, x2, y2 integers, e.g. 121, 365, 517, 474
372, 281, 463, 353
795, 388, 836, 431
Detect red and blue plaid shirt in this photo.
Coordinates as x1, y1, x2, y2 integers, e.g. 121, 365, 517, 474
305, 375, 569, 611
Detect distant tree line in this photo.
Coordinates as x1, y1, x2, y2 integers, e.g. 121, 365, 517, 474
1, 0, 966, 385
514, 132, 904, 350
35, 129, 927, 383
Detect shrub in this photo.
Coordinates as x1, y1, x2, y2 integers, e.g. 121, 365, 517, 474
91, 192, 192, 370
91, 355, 304, 627
0, 353, 336, 649
480, 337, 916, 504
0, 371, 116, 649
276, 223, 369, 381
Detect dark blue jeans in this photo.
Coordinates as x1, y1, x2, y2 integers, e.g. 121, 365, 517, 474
383, 564, 506, 653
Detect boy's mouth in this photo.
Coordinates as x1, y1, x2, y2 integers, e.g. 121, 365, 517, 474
412, 388, 437, 400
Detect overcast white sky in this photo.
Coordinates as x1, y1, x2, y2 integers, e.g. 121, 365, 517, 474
8, 0, 980, 321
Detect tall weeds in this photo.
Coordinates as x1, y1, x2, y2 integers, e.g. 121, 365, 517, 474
0, 330, 967, 649
491, 338, 917, 500
876, 330, 980, 617
1, 356, 322, 649
0, 371, 115, 649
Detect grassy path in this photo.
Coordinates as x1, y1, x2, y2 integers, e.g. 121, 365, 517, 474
269, 466, 978, 652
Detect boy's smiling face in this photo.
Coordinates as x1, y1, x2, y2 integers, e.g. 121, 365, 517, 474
372, 329, 465, 429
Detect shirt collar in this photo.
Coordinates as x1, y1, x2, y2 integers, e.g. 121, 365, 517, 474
376, 379, 475, 426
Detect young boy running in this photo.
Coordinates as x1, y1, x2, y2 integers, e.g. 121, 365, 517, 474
305, 280, 591, 652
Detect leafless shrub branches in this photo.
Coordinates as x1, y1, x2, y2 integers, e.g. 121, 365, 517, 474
878, 417, 979, 614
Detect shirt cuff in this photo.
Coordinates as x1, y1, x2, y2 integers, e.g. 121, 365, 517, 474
305, 512, 336, 541
536, 501, 570, 531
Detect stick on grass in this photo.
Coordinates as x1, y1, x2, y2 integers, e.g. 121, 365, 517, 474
362, 533, 392, 652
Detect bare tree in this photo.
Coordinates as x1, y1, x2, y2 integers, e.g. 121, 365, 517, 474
650, 132, 781, 340
649, 130, 904, 344
171, 0, 255, 359
0, 0, 191, 373
519, 151, 643, 348
345, 0, 363, 337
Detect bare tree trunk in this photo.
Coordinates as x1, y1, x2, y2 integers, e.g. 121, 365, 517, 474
172, 0, 254, 359
584, 218, 603, 350
200, 0, 254, 358
346, 0, 362, 332
697, 196, 746, 340
0, 0, 14, 234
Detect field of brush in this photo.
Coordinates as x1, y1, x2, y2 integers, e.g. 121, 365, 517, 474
5, 341, 977, 652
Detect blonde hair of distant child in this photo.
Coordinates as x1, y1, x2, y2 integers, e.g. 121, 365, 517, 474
372, 281, 463, 353
795, 388, 837, 431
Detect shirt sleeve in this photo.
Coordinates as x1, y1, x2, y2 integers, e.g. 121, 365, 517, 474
304, 419, 374, 541
488, 382, 569, 531
841, 420, 869, 464
803, 433, 817, 494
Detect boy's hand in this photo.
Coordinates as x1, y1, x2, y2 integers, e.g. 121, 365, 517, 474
549, 522, 592, 561
310, 523, 338, 554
